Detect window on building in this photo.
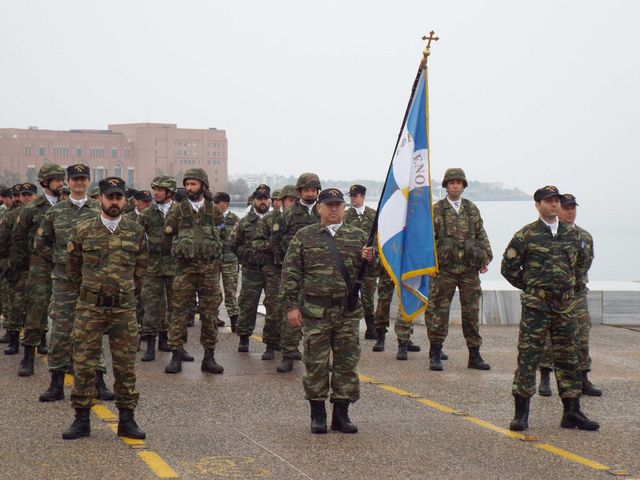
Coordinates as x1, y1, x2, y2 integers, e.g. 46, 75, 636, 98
24, 145, 32, 156
112, 148, 118, 159
27, 165, 36, 183
124, 148, 131, 159
76, 147, 82, 157
114, 163, 122, 178
127, 167, 134, 187
39, 146, 45, 156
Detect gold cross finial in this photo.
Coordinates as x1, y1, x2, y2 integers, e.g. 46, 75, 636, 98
420, 31, 439, 68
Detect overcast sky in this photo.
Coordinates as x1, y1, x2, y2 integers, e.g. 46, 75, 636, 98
1, 0, 638, 203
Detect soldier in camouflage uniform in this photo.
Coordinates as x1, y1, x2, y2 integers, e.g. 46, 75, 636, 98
271, 189, 282, 212
0, 183, 37, 355
0, 187, 14, 343
213, 192, 240, 332
62, 177, 148, 440
138, 176, 177, 361
502, 185, 599, 432
89, 186, 100, 200
276, 173, 321, 373
15, 164, 66, 376
424, 168, 492, 371
163, 168, 225, 375
252, 185, 298, 360
35, 164, 114, 403
282, 188, 373, 434
231, 185, 271, 354
537, 194, 601, 397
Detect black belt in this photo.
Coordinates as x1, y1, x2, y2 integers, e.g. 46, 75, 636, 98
80, 290, 134, 308
304, 295, 347, 309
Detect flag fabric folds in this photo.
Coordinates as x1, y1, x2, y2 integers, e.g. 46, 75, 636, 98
376, 68, 437, 321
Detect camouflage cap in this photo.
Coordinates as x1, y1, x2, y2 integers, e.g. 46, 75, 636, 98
533, 185, 562, 202
213, 191, 231, 203
442, 168, 468, 188
134, 190, 152, 201
67, 164, 90, 179
253, 185, 270, 199
100, 177, 126, 196
183, 168, 210, 188
349, 184, 366, 196
560, 193, 579, 207
271, 189, 281, 199
278, 184, 299, 200
19, 183, 38, 194
151, 175, 177, 193
38, 163, 65, 183
296, 172, 321, 190
318, 188, 345, 204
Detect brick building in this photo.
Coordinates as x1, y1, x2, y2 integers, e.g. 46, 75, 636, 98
0, 123, 228, 192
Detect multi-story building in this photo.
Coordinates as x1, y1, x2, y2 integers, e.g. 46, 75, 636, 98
0, 123, 228, 192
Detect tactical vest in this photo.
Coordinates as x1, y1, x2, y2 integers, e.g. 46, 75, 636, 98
171, 200, 221, 261
144, 206, 168, 256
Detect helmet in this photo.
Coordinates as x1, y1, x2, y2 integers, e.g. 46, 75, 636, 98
183, 168, 209, 188
296, 172, 321, 190
151, 175, 177, 193
278, 185, 299, 200
38, 163, 65, 184
271, 189, 282, 200
442, 168, 468, 188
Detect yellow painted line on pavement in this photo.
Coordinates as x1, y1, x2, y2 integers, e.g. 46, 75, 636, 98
92, 403, 118, 421
64, 373, 73, 386
535, 444, 610, 471
137, 451, 180, 478
464, 416, 525, 440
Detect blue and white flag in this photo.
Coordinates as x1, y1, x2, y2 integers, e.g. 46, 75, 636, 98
377, 68, 437, 321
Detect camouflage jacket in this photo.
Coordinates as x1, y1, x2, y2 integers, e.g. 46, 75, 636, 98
34, 198, 100, 266
123, 209, 140, 223
0, 203, 22, 278
433, 198, 492, 274
281, 223, 367, 319
570, 223, 594, 294
252, 209, 286, 267
230, 210, 264, 268
501, 219, 587, 313
162, 199, 224, 273
221, 211, 240, 263
67, 215, 147, 307
10, 196, 55, 270
281, 200, 320, 255
343, 205, 376, 237
137, 202, 177, 276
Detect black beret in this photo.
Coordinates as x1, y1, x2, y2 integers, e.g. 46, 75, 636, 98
318, 188, 345, 204
213, 192, 231, 203
67, 164, 90, 179
349, 184, 366, 196
533, 185, 562, 202
560, 193, 579, 207
134, 190, 152, 201
99, 177, 126, 196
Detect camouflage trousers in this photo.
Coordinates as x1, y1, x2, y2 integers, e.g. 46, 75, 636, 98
0, 278, 7, 326
22, 260, 52, 346
261, 264, 283, 346
71, 303, 139, 410
512, 305, 581, 399
280, 317, 303, 355
236, 266, 265, 337
539, 293, 592, 372
168, 264, 222, 350
360, 263, 378, 318
4, 270, 28, 331
425, 270, 482, 348
373, 268, 413, 342
48, 265, 106, 374
140, 274, 172, 336
302, 309, 361, 402
220, 259, 239, 318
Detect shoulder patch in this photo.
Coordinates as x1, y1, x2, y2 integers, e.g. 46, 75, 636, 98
164, 226, 173, 234
273, 223, 280, 232
67, 241, 74, 253
506, 247, 517, 259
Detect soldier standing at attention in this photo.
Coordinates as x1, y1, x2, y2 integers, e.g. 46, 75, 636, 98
15, 165, 66, 376
282, 188, 372, 434
231, 185, 271, 354
502, 185, 599, 432
62, 177, 148, 440
35, 164, 114, 403
537, 193, 601, 397
252, 185, 298, 360
0, 183, 37, 355
213, 192, 240, 332
163, 168, 225, 375
276, 173, 321, 373
138, 176, 177, 361
424, 168, 492, 371
270, 189, 282, 212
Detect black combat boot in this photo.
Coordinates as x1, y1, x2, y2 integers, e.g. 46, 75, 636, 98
372, 328, 386, 352
276, 355, 294, 373
331, 400, 358, 433
429, 344, 443, 371
261, 344, 276, 361
164, 350, 183, 374
216, 318, 225, 327
201, 348, 224, 374
440, 350, 449, 360
238, 335, 250, 353
141, 336, 156, 362
560, 397, 599, 430
95, 371, 115, 401
309, 400, 328, 434
18, 346, 35, 377
37, 333, 48, 355
290, 347, 302, 361
407, 339, 421, 352
39, 371, 65, 402
157, 331, 170, 352
117, 408, 146, 439
229, 314, 238, 333
509, 395, 530, 431
467, 347, 491, 370
187, 313, 195, 327
396, 341, 408, 361
179, 347, 194, 362
4, 330, 19, 355
0, 329, 10, 343
538, 368, 552, 396
581, 371, 602, 397
363, 315, 376, 340
62, 408, 91, 440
